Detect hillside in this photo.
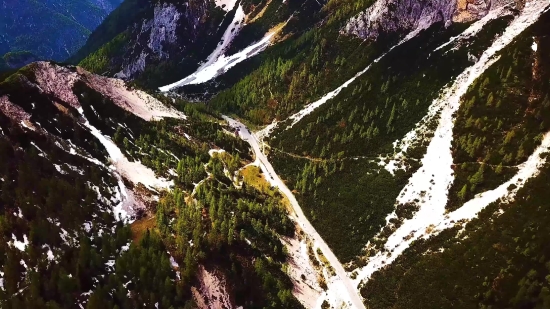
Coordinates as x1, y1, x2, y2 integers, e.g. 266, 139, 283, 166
2, 0, 550, 308
0, 62, 304, 308
0, 0, 123, 65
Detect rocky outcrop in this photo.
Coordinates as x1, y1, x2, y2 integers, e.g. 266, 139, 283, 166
115, 0, 214, 80
29, 62, 185, 120
342, 0, 514, 40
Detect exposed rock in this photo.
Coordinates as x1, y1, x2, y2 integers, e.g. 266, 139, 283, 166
192, 265, 234, 309
147, 4, 181, 58
342, 0, 517, 40
115, 0, 213, 80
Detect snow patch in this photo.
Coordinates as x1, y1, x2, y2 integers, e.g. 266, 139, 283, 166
215, 0, 238, 11
47, 249, 55, 261
169, 255, 179, 268
11, 234, 29, 251
198, 6, 245, 71
208, 148, 226, 157
78, 107, 173, 190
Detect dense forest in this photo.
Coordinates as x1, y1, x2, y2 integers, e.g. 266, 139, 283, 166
0, 62, 304, 308
264, 15, 514, 262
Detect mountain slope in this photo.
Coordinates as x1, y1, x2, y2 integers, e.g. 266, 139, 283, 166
75, 0, 326, 89
0, 0, 123, 64
153, 0, 550, 307
0, 62, 304, 308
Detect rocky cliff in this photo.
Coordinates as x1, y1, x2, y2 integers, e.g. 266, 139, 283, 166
342, 0, 516, 40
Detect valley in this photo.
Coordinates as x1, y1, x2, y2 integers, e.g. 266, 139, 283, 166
1, 0, 550, 308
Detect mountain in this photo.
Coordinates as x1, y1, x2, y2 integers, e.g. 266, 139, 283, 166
0, 0, 123, 65
2, 0, 550, 308
73, 0, 324, 88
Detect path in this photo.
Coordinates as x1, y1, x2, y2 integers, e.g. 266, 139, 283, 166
223, 116, 366, 309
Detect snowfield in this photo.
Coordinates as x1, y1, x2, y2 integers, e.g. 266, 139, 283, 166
200, 6, 245, 70
77, 107, 172, 220
352, 0, 550, 285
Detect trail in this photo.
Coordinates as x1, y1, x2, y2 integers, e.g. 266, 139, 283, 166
223, 116, 366, 309
352, 0, 550, 286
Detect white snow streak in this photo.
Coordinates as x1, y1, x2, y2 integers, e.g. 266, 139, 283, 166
285, 44, 402, 131
353, 0, 550, 284
78, 107, 173, 191
200, 6, 245, 71
436, 131, 550, 231
160, 32, 275, 91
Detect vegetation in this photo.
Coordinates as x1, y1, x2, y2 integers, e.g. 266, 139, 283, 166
1, 0, 121, 62
448, 13, 550, 211
69, 0, 152, 64
361, 159, 550, 309
0, 63, 303, 308
259, 16, 513, 262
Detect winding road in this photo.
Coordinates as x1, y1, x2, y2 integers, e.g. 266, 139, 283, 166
223, 116, 366, 309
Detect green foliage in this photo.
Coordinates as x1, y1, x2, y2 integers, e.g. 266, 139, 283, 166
270, 151, 413, 262
448, 13, 550, 211
79, 32, 129, 75
0, 0, 120, 61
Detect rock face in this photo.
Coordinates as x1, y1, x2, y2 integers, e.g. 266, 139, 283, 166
115, 0, 215, 80
116, 3, 182, 79
342, 0, 514, 40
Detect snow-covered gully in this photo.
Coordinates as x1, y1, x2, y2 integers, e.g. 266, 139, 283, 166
196, 6, 246, 73
223, 116, 366, 309
77, 107, 174, 221
159, 12, 286, 92
352, 0, 550, 286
